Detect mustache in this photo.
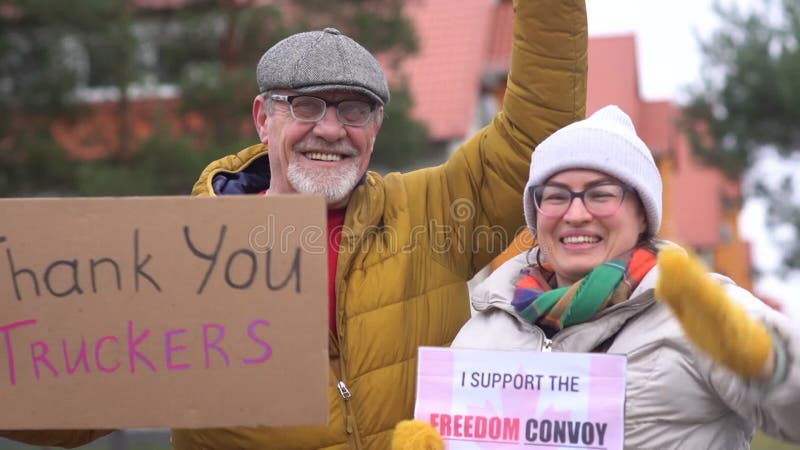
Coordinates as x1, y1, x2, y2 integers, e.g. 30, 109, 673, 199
293, 137, 359, 156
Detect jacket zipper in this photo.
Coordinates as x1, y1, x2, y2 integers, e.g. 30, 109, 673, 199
334, 232, 362, 449
331, 340, 362, 449
528, 322, 552, 352
337, 381, 356, 435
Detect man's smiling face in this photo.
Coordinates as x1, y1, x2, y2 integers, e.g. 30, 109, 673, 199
253, 89, 383, 209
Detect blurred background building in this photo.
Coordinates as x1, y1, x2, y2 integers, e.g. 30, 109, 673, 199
1, 0, 753, 287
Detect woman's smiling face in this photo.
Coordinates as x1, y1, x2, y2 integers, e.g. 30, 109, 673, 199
535, 169, 647, 287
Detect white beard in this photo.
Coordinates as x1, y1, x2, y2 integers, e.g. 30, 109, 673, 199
287, 158, 361, 205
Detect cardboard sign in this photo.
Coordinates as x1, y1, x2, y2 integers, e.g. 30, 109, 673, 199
415, 347, 626, 450
0, 196, 328, 429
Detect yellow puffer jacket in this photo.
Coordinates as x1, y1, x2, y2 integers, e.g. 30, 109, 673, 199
0, 1, 586, 449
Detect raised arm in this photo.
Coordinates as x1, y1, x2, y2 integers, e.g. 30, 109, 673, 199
504, 0, 588, 149
704, 285, 800, 443
657, 246, 800, 443
408, 0, 587, 275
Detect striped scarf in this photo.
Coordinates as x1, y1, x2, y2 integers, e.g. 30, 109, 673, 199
512, 247, 656, 336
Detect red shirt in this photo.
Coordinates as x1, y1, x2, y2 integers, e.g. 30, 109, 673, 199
262, 190, 343, 335
327, 209, 346, 335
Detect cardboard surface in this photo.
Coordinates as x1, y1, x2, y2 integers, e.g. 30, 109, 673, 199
0, 196, 328, 429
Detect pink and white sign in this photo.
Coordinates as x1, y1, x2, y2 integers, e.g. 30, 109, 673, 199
415, 347, 626, 450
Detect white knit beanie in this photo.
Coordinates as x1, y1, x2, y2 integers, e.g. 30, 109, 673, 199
523, 105, 662, 237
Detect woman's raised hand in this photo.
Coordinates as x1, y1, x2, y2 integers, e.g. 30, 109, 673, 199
656, 246, 774, 379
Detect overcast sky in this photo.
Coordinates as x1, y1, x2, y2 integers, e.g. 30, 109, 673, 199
586, 0, 800, 317
586, 0, 766, 101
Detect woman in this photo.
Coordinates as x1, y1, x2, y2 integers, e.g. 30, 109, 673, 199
452, 105, 799, 449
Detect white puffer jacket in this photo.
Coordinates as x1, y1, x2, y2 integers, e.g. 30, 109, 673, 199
453, 250, 800, 450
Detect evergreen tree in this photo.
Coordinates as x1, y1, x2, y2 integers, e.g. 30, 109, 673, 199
0, 0, 430, 197
682, 0, 800, 269
0, 0, 134, 194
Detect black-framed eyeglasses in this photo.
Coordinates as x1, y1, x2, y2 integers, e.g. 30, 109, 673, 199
269, 94, 376, 126
531, 182, 634, 218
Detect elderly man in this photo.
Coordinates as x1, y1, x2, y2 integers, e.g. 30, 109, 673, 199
1, 1, 586, 448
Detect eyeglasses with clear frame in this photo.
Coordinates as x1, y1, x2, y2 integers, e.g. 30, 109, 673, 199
531, 182, 634, 218
269, 94, 376, 126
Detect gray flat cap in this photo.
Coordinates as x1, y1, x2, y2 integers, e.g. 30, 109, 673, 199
257, 27, 390, 105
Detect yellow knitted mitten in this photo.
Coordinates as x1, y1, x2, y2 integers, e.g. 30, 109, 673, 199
391, 420, 444, 450
655, 246, 772, 378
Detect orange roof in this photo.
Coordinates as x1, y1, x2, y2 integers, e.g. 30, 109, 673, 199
484, 0, 514, 76
587, 35, 642, 121
479, 12, 644, 133
399, 0, 495, 141
50, 99, 181, 160
668, 125, 725, 247
639, 101, 677, 157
